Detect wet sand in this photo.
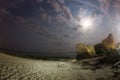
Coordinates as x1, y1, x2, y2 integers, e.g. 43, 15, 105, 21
0, 53, 120, 80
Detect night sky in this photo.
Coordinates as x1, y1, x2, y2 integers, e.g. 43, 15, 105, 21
0, 0, 120, 56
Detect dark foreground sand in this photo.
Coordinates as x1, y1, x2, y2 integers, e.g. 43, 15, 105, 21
0, 53, 120, 80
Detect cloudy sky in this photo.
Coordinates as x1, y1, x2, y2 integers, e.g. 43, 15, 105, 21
0, 0, 120, 56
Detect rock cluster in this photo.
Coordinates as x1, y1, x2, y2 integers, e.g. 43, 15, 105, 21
76, 33, 117, 59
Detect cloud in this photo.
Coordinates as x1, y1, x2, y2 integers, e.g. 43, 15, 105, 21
113, 0, 120, 17
48, 0, 73, 22
51, 1, 62, 12
63, 34, 70, 38
76, 7, 87, 22
41, 13, 52, 24
39, 6, 44, 12
15, 16, 62, 40
62, 6, 73, 21
73, 0, 100, 11
15, 17, 48, 35
98, 0, 110, 14
57, 0, 64, 4
50, 1, 73, 23
0, 7, 16, 23
55, 14, 66, 23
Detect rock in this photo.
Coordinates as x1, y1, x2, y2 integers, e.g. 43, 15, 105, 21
101, 34, 116, 51
94, 43, 106, 54
95, 33, 116, 55
100, 54, 120, 64
87, 45, 96, 56
76, 43, 96, 57
88, 61, 99, 65
116, 42, 120, 54
72, 59, 77, 63
58, 62, 67, 68
79, 56, 106, 65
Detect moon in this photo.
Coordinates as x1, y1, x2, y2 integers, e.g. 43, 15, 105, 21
80, 18, 92, 31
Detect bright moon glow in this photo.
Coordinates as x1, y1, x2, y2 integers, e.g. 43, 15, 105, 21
80, 18, 92, 31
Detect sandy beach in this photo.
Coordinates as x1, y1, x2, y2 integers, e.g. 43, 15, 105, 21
0, 52, 120, 80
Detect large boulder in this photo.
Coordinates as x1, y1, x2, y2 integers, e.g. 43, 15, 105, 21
101, 34, 116, 51
76, 43, 96, 58
95, 33, 116, 55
